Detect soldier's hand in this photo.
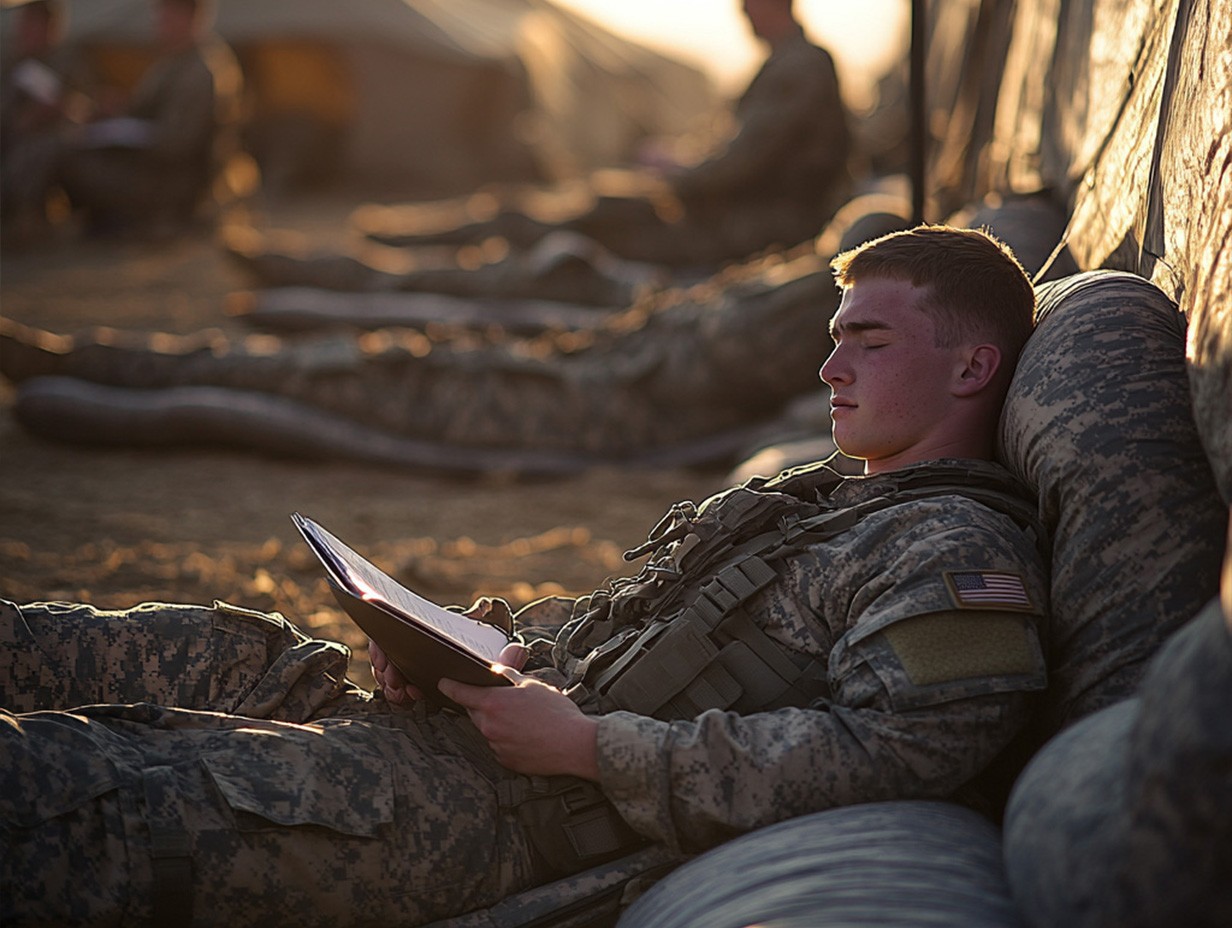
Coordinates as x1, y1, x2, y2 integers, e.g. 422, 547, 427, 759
369, 598, 519, 705
368, 638, 424, 704
439, 670, 600, 781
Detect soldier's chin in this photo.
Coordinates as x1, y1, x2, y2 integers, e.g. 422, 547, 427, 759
829, 429, 864, 461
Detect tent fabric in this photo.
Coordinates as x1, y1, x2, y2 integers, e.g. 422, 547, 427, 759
25, 0, 716, 195
928, 0, 1232, 505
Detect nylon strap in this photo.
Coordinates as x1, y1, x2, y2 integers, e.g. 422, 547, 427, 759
141, 765, 194, 928
573, 462, 1043, 721
498, 777, 646, 876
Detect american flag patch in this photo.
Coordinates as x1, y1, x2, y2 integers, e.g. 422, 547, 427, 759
944, 570, 1034, 611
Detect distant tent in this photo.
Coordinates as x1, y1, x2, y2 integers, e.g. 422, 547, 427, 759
22, 0, 716, 197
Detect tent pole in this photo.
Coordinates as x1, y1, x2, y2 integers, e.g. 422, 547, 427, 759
910, 0, 927, 224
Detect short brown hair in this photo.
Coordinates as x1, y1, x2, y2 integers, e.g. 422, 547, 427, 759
831, 224, 1036, 368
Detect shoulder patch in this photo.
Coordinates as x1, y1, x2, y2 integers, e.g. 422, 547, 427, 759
944, 570, 1035, 612
881, 611, 1043, 687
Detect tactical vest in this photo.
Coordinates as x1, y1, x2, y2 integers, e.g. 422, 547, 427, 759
503, 459, 1044, 882
561, 458, 1044, 721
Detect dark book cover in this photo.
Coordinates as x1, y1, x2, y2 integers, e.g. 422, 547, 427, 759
293, 513, 512, 707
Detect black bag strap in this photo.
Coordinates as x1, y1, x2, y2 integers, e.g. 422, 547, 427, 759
142, 765, 194, 928
570, 461, 1044, 721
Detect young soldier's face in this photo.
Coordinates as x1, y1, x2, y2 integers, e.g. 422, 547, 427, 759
821, 277, 970, 474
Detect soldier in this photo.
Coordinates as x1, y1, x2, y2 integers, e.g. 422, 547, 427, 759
344, 0, 853, 272
0, 0, 91, 245
0, 236, 842, 474
16, 0, 242, 237
1, 226, 1048, 926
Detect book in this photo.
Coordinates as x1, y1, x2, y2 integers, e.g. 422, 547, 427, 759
292, 513, 512, 707
76, 116, 155, 149
11, 59, 63, 106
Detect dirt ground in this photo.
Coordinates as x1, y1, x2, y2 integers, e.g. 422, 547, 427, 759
0, 194, 719, 688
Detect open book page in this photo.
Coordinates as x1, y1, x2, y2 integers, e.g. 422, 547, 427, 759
12, 59, 63, 105
292, 514, 508, 661
76, 116, 155, 149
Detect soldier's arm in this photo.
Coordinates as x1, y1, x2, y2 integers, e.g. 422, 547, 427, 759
440, 670, 600, 780
596, 671, 1036, 852
592, 517, 1048, 852
146, 58, 214, 162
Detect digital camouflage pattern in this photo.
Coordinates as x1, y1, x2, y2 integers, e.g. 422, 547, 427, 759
1, 703, 544, 927
533, 459, 1048, 851
419, 845, 681, 928
1004, 593, 1232, 928
1, 459, 1047, 924
0, 244, 836, 463
1, 600, 546, 926
998, 271, 1227, 735
0, 599, 363, 721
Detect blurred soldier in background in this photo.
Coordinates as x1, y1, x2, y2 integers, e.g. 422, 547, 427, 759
0, 0, 91, 244
5, 0, 242, 241
355, 0, 854, 271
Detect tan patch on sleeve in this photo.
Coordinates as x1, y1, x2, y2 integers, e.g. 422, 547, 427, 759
881, 611, 1039, 686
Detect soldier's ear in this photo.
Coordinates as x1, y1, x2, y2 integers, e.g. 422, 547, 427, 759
952, 344, 1001, 397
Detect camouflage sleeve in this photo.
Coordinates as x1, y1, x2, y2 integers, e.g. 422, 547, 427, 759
594, 509, 1048, 852
671, 42, 843, 199
134, 54, 215, 162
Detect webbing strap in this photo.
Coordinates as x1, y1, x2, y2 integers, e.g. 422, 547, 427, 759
579, 463, 1042, 721
141, 765, 193, 927
688, 557, 779, 626
661, 657, 743, 718
593, 557, 781, 716
499, 777, 646, 875
599, 622, 717, 713
587, 620, 677, 701
718, 610, 803, 683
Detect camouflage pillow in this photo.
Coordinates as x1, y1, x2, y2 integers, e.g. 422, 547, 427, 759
998, 270, 1225, 735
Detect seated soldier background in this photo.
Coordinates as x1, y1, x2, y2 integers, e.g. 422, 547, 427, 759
0, 0, 94, 246
7, 0, 242, 240
349, 0, 854, 272
1, 226, 1048, 926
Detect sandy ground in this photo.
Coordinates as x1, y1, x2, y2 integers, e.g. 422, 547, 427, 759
0, 193, 720, 687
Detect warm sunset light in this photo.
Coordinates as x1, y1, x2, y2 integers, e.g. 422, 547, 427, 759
552, 0, 909, 107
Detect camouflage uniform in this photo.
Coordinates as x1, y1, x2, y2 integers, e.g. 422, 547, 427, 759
1, 458, 1047, 924
0, 247, 835, 467
226, 229, 663, 307
0, 601, 548, 927
1004, 594, 1232, 928
52, 35, 241, 229
0, 38, 93, 228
